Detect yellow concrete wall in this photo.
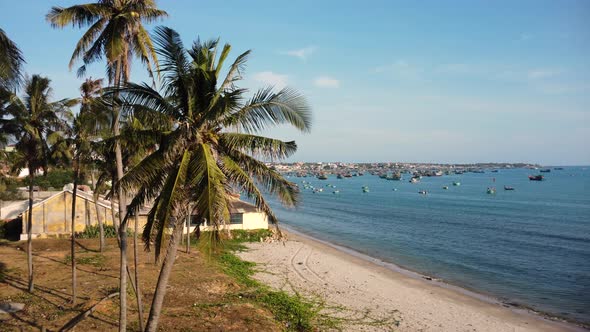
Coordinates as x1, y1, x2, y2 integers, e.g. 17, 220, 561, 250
21, 191, 137, 239
21, 191, 265, 239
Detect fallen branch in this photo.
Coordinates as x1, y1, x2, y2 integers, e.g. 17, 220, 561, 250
59, 292, 120, 332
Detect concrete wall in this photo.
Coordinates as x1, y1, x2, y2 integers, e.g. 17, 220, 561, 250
21, 191, 119, 240
20, 191, 268, 240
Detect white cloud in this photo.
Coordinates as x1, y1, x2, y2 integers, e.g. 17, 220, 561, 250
253, 71, 288, 89
314, 76, 340, 88
519, 33, 532, 41
283, 46, 317, 61
528, 68, 563, 80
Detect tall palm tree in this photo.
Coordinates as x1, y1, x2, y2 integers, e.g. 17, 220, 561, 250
0, 75, 73, 292
116, 27, 311, 331
0, 28, 25, 90
47, 2, 167, 328
69, 78, 110, 305
77, 78, 110, 252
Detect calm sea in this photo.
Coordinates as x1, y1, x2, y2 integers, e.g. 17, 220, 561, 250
269, 167, 590, 324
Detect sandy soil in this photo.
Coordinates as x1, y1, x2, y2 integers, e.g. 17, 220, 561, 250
237, 231, 585, 332
0, 238, 280, 331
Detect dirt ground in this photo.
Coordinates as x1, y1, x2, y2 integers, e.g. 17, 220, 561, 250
0, 238, 281, 331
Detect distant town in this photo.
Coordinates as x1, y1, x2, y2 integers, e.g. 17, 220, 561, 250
267, 162, 544, 179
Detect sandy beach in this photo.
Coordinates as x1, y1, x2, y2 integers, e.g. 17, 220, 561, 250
237, 229, 585, 332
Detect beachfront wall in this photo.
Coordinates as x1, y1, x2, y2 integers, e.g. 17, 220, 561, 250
20, 191, 268, 240
20, 190, 118, 240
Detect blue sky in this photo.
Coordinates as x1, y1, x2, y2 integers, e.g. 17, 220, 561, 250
1, 0, 589, 165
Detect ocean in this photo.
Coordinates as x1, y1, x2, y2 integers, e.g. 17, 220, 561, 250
269, 167, 590, 324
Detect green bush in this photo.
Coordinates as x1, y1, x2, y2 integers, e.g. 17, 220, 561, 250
76, 225, 132, 239
21, 169, 74, 191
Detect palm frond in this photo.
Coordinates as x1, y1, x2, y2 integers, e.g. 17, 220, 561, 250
219, 133, 297, 160
222, 86, 311, 133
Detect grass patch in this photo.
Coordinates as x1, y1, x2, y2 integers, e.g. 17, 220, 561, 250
203, 230, 335, 331
63, 253, 106, 268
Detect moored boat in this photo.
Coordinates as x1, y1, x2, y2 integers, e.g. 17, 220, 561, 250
540, 169, 551, 173
529, 175, 544, 181
487, 187, 496, 194
504, 186, 515, 190
452, 181, 461, 186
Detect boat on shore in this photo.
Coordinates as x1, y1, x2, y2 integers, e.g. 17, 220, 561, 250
529, 175, 544, 181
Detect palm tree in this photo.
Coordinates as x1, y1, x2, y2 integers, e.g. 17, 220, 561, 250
47, 2, 167, 328
69, 78, 111, 304
0, 75, 73, 292
78, 78, 110, 252
0, 28, 25, 90
116, 27, 311, 331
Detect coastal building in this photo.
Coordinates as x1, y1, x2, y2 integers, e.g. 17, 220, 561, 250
18, 190, 268, 240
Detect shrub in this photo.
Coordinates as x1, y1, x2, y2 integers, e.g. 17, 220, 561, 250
76, 225, 132, 239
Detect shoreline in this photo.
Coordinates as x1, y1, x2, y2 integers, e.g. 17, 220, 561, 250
238, 226, 587, 331
279, 224, 588, 329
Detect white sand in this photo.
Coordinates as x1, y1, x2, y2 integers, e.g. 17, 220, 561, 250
237, 231, 584, 332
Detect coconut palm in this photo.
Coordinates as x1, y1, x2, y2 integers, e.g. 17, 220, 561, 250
0, 75, 73, 292
68, 78, 111, 304
47, 2, 167, 328
0, 28, 25, 90
115, 26, 311, 331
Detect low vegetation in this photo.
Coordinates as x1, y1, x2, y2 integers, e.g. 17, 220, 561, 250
208, 230, 339, 331
75, 225, 131, 239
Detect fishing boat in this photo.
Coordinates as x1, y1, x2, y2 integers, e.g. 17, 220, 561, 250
418, 190, 427, 195
442, 186, 449, 190
452, 181, 461, 186
337, 174, 344, 179
529, 175, 544, 181
332, 190, 340, 194
409, 178, 419, 183
491, 169, 499, 173
387, 172, 402, 180
540, 169, 551, 173
317, 174, 328, 180
362, 188, 370, 193
487, 187, 496, 194
504, 186, 515, 190
553, 167, 564, 170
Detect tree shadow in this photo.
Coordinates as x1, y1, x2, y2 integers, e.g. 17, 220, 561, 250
32, 252, 117, 280
74, 240, 100, 253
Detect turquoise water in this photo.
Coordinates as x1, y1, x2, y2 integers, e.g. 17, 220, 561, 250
269, 167, 590, 324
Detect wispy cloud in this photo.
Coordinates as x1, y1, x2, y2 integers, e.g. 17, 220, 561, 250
282, 46, 317, 61
519, 33, 533, 41
373, 60, 424, 80
314, 76, 340, 88
435, 63, 487, 75
253, 71, 288, 89
528, 68, 563, 80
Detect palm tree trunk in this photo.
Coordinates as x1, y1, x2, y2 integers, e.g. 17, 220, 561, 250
144, 220, 184, 332
186, 213, 190, 254
113, 59, 128, 332
134, 214, 144, 331
27, 169, 34, 292
91, 170, 105, 252
70, 158, 80, 305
